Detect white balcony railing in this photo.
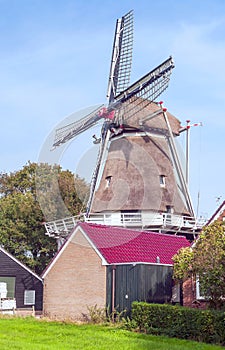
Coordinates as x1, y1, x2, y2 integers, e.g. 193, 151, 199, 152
44, 216, 79, 237
44, 211, 208, 237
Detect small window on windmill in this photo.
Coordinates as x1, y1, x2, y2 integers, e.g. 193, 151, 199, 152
24, 290, 35, 305
105, 176, 112, 188
159, 175, 166, 187
166, 205, 174, 214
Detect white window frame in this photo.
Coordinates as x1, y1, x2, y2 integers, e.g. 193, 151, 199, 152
196, 276, 208, 300
24, 290, 35, 305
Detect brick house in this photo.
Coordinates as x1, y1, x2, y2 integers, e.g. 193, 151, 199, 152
42, 222, 190, 320
183, 200, 225, 308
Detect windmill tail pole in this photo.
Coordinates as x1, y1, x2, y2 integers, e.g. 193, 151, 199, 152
179, 121, 203, 188
159, 102, 195, 217
186, 120, 190, 187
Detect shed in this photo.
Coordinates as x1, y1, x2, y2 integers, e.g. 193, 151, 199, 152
0, 246, 43, 315
42, 222, 190, 320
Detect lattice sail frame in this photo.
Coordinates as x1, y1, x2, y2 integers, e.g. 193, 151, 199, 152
107, 10, 133, 103
52, 105, 104, 148
113, 56, 174, 123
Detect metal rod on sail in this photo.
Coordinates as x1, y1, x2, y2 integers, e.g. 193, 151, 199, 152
86, 127, 111, 215
107, 17, 123, 102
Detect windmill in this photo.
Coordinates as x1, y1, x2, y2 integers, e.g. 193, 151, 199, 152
45, 10, 199, 240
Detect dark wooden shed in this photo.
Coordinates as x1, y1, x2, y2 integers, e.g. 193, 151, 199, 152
0, 246, 43, 314
106, 263, 173, 314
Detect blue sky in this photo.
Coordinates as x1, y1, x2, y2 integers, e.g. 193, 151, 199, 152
0, 0, 225, 219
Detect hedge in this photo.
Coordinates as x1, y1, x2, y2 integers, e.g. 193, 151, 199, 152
131, 302, 225, 345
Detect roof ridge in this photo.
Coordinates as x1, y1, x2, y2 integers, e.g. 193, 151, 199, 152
80, 221, 188, 239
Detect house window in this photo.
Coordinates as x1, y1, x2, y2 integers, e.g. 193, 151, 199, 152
172, 282, 181, 303
196, 276, 208, 300
105, 176, 112, 188
24, 290, 35, 305
0, 277, 15, 299
159, 175, 166, 187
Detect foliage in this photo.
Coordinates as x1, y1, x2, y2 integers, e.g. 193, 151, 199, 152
132, 301, 225, 346
86, 304, 108, 323
0, 191, 56, 273
0, 317, 223, 350
172, 247, 193, 280
173, 221, 225, 309
86, 304, 126, 324
35, 163, 89, 220
0, 162, 89, 274
193, 221, 225, 309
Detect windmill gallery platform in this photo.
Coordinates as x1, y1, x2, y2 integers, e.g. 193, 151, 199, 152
45, 208, 205, 244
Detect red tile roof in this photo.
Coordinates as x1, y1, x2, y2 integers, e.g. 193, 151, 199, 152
79, 222, 190, 265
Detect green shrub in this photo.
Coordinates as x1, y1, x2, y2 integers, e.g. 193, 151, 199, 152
86, 304, 126, 324
86, 304, 108, 324
131, 302, 225, 345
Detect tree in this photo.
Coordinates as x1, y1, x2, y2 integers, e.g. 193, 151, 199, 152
173, 220, 225, 309
0, 162, 89, 274
0, 191, 56, 273
172, 246, 193, 281
35, 164, 89, 221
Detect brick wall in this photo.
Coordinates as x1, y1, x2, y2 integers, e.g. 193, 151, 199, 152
183, 278, 195, 308
43, 229, 106, 320
183, 278, 208, 309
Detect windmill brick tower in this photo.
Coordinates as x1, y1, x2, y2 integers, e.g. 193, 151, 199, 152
44, 11, 200, 241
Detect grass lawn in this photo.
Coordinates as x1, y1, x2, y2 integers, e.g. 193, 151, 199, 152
0, 317, 223, 350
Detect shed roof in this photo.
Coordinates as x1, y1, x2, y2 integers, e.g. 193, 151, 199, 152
78, 222, 190, 265
0, 246, 42, 282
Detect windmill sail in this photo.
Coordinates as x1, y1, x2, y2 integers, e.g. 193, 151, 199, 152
107, 10, 133, 103
113, 56, 174, 123
52, 105, 105, 148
